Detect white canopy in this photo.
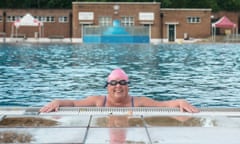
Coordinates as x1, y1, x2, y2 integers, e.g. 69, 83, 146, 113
11, 13, 44, 38
13, 13, 43, 27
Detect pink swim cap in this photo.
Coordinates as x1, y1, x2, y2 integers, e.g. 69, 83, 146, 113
107, 68, 129, 82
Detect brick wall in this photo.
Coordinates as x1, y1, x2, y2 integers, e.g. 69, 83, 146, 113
72, 2, 160, 38
0, 9, 72, 38
161, 9, 212, 39
1, 3, 236, 41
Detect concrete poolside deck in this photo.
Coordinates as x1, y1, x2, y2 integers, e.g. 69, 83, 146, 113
1, 34, 239, 44
0, 107, 240, 144
0, 37, 82, 44
0, 37, 213, 44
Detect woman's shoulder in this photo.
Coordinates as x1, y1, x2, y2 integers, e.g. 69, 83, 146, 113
85, 95, 106, 102
74, 95, 106, 107
133, 96, 157, 106
88, 95, 106, 106
87, 95, 105, 99
133, 96, 151, 100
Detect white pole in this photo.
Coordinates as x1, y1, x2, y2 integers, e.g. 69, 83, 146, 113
236, 27, 238, 40
39, 25, 41, 38
16, 27, 18, 38
11, 24, 14, 37
211, 27, 213, 41
42, 26, 44, 37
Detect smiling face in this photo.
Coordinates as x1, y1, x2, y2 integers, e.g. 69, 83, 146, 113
106, 68, 129, 101
107, 78, 129, 100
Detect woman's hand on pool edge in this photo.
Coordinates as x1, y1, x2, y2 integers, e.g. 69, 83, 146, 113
39, 100, 60, 113
178, 99, 199, 113
163, 99, 199, 113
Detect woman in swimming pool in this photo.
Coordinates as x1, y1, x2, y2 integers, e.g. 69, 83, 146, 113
40, 68, 199, 113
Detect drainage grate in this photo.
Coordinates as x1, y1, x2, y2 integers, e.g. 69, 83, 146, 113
199, 107, 240, 112
39, 107, 80, 115
24, 107, 40, 115
23, 107, 240, 116
77, 107, 179, 115
68, 107, 240, 116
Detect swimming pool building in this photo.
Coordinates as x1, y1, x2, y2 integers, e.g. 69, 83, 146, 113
0, 2, 238, 43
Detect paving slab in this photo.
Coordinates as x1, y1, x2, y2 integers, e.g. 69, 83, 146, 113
148, 127, 240, 144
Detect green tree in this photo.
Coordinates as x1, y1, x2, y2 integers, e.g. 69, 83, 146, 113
217, 0, 240, 11
159, 0, 174, 8
0, 0, 239, 11
186, 0, 220, 11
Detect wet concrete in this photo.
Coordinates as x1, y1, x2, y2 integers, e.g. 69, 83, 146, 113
0, 131, 32, 143
0, 117, 58, 127
0, 107, 240, 143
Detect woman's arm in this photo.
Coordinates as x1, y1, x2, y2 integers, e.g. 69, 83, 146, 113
159, 99, 199, 112
135, 97, 199, 113
39, 96, 103, 112
39, 99, 75, 112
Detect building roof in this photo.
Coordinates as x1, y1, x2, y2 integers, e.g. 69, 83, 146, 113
72, 2, 160, 5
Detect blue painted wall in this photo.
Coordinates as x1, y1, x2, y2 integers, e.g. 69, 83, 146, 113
83, 19, 149, 43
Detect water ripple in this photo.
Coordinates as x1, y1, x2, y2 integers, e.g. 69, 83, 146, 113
1, 43, 240, 107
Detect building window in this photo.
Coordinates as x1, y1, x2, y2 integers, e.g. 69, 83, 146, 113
46, 16, 54, 22
0, 16, 2, 22
35, 16, 55, 22
7, 16, 22, 22
59, 16, 68, 23
46, 16, 55, 22
187, 17, 201, 23
121, 16, 134, 26
99, 16, 112, 26
35, 16, 45, 22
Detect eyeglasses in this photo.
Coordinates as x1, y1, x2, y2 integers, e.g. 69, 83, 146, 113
104, 80, 130, 88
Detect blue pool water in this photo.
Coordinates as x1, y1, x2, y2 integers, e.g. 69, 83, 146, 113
0, 43, 240, 108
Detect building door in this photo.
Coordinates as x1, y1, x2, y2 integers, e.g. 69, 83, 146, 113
82, 24, 93, 43
143, 24, 150, 42
168, 24, 175, 42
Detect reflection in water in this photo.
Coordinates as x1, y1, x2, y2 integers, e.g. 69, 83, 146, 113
0, 115, 237, 143
109, 128, 126, 144
95, 115, 218, 128
96, 115, 145, 144
94, 115, 221, 144
0, 117, 58, 143
0, 131, 32, 143
144, 116, 217, 127
95, 115, 144, 127
0, 117, 58, 127
94, 115, 219, 144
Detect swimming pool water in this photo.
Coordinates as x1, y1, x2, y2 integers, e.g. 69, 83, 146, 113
0, 43, 240, 107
